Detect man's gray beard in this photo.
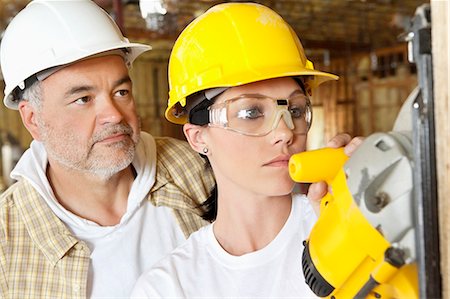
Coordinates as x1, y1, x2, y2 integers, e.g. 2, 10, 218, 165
39, 120, 140, 180
54, 140, 137, 180
87, 139, 137, 180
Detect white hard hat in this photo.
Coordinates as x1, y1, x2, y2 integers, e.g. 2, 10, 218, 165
1, 0, 151, 109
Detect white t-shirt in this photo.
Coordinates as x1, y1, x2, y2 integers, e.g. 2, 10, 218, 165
131, 194, 318, 298
11, 132, 186, 298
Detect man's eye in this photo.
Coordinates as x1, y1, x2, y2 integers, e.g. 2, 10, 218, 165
74, 96, 91, 105
237, 108, 263, 120
115, 89, 129, 97
289, 106, 305, 118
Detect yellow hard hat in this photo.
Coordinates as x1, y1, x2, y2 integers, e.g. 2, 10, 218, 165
166, 2, 338, 124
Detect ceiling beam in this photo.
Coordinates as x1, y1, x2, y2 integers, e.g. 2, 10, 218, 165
126, 26, 372, 55
301, 39, 372, 53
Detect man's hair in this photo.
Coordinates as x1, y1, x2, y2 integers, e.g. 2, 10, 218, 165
20, 79, 42, 109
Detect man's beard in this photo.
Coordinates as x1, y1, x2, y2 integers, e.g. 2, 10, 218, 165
39, 120, 140, 180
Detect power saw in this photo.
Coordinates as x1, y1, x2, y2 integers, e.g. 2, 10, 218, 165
289, 132, 418, 298
287, 3, 442, 297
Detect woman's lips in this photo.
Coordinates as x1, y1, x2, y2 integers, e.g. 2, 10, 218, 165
264, 155, 290, 167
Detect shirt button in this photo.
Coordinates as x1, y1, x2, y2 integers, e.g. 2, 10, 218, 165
73, 284, 81, 293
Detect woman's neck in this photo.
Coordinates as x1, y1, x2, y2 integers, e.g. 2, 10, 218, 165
213, 193, 292, 256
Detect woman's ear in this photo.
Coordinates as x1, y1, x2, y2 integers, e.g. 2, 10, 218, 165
18, 101, 42, 140
183, 123, 207, 154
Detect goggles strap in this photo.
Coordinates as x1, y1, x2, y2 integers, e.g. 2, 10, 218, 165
189, 99, 210, 125
188, 87, 228, 125
205, 87, 228, 100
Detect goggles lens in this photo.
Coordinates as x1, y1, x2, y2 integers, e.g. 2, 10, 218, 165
208, 93, 312, 136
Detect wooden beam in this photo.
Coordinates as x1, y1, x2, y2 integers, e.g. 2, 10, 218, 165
302, 39, 372, 53
124, 27, 180, 41
126, 26, 372, 56
431, 1, 449, 298
112, 0, 124, 32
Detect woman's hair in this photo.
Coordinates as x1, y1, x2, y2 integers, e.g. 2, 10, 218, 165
200, 184, 218, 222
187, 92, 219, 222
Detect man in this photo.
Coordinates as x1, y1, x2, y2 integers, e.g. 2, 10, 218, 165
0, 1, 359, 298
0, 1, 214, 298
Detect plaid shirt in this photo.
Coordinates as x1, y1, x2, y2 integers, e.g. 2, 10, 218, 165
0, 137, 214, 299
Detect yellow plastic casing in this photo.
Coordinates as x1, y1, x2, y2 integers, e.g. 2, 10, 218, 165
289, 148, 418, 298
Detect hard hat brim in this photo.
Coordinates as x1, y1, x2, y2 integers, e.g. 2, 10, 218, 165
165, 69, 338, 125
3, 42, 151, 110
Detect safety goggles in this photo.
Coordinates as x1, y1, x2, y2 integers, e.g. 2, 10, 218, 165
208, 93, 312, 136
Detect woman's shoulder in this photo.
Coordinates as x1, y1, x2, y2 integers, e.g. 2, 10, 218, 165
131, 224, 213, 296
152, 224, 211, 271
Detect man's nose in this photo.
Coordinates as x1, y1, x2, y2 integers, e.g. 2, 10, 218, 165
96, 96, 124, 125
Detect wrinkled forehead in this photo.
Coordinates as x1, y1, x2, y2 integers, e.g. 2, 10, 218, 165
38, 55, 131, 100
37, 50, 128, 82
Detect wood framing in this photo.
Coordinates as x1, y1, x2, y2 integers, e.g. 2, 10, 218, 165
431, 0, 449, 297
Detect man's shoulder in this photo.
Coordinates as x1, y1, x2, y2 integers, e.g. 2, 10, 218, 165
0, 180, 34, 244
153, 136, 210, 180
154, 136, 196, 159
0, 179, 56, 228
154, 136, 186, 145
149, 136, 213, 237
0, 179, 29, 209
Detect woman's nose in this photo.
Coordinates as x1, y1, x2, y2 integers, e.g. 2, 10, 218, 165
271, 116, 294, 145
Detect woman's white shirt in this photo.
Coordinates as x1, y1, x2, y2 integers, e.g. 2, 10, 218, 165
131, 193, 318, 298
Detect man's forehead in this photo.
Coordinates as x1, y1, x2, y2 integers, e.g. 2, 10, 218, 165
40, 56, 131, 99
38, 51, 128, 82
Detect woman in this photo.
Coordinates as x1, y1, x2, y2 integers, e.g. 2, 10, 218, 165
132, 2, 360, 297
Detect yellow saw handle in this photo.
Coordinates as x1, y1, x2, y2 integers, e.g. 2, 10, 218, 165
288, 146, 418, 299
289, 147, 348, 184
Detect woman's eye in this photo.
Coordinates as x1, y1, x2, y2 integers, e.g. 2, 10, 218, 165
237, 108, 263, 120
74, 96, 91, 105
289, 106, 305, 118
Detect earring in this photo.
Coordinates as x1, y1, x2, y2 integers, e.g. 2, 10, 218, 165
202, 147, 209, 154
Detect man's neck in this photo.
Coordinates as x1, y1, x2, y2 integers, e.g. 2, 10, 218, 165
46, 161, 135, 226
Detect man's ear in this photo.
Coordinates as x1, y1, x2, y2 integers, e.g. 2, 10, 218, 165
183, 123, 207, 154
18, 101, 42, 140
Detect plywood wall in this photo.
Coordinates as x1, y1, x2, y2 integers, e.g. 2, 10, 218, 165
310, 45, 417, 149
